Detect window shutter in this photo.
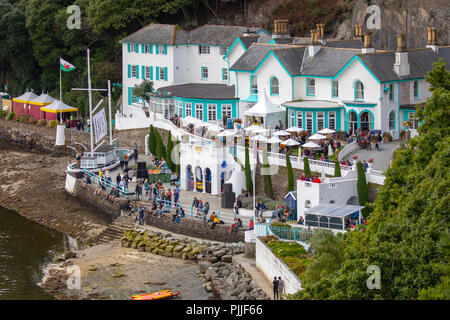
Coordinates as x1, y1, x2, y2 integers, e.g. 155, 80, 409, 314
156, 67, 160, 80
128, 87, 132, 105
150, 66, 153, 80
142, 44, 145, 53
136, 65, 139, 78
164, 45, 167, 55
142, 66, 145, 79
164, 67, 168, 81
128, 65, 131, 78
150, 45, 153, 54
155, 45, 159, 54
127, 43, 131, 53
135, 44, 139, 53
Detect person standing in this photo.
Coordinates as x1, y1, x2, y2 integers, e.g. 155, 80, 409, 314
272, 277, 279, 300
138, 206, 145, 225
135, 183, 142, 200
134, 142, 138, 163
80, 116, 85, 131
174, 185, 180, 204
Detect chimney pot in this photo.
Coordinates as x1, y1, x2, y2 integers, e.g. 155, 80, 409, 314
273, 19, 289, 38
397, 33, 406, 52
363, 32, 372, 48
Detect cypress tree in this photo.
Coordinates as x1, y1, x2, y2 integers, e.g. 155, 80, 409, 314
334, 159, 342, 177
356, 161, 369, 217
166, 130, 175, 171
155, 129, 166, 159
286, 152, 295, 193
244, 146, 253, 194
149, 125, 156, 155
303, 156, 312, 177
262, 148, 273, 199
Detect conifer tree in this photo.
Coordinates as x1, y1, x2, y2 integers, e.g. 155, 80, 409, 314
149, 125, 156, 155
334, 160, 342, 177
166, 130, 175, 171
244, 146, 253, 194
155, 129, 166, 159
286, 151, 295, 192
262, 148, 273, 198
356, 161, 369, 217
303, 156, 312, 177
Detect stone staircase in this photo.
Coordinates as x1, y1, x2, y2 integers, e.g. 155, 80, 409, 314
96, 215, 137, 244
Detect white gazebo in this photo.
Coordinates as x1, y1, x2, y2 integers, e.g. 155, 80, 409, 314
244, 90, 284, 129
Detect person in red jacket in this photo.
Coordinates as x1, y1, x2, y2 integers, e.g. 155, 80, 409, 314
249, 219, 254, 231
312, 176, 321, 183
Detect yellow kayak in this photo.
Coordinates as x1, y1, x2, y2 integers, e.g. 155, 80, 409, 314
132, 290, 180, 300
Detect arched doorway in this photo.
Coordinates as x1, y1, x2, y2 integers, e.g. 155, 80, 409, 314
348, 111, 358, 134
347, 196, 358, 205
195, 166, 203, 192
360, 111, 373, 131
186, 165, 193, 190
205, 168, 212, 194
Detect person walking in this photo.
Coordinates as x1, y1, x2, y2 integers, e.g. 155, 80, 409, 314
278, 276, 284, 299
272, 277, 279, 300
135, 183, 142, 200
138, 206, 145, 225
376, 133, 382, 151
174, 185, 180, 204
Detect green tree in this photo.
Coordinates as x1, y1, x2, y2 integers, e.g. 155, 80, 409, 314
166, 130, 175, 171
155, 129, 166, 159
303, 156, 311, 177
262, 148, 273, 199
334, 160, 341, 177
133, 79, 153, 106
356, 161, 369, 217
148, 124, 156, 155
244, 146, 253, 194
286, 151, 294, 193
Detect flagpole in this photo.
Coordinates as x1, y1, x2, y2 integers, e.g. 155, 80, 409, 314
87, 49, 94, 153
108, 79, 112, 145
59, 65, 62, 124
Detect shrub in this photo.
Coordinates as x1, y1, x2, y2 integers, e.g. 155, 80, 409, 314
270, 221, 291, 228
0, 110, 7, 118
28, 117, 38, 124
7, 112, 15, 120
244, 146, 253, 194
303, 157, 311, 176
13, 114, 20, 121
286, 153, 294, 193
47, 120, 58, 128
334, 160, 341, 177
20, 115, 30, 123
37, 119, 47, 126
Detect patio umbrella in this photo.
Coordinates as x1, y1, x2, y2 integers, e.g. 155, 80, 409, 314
251, 127, 269, 135
286, 126, 303, 133
281, 138, 300, 147
182, 116, 201, 125
273, 130, 291, 136
250, 135, 267, 142
217, 129, 236, 137
308, 133, 327, 140
207, 124, 223, 132
244, 124, 263, 132
301, 142, 321, 148
266, 136, 283, 144
318, 128, 336, 134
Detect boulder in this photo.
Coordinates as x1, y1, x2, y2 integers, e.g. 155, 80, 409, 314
204, 267, 218, 281
221, 255, 233, 263
199, 262, 211, 274
213, 250, 227, 257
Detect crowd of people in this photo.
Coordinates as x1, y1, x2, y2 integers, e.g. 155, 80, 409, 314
299, 174, 323, 183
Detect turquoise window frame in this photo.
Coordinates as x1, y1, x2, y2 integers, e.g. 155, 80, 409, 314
164, 67, 168, 81
270, 77, 279, 96
250, 75, 258, 94
388, 83, 394, 101
127, 64, 131, 78
354, 80, 364, 101
414, 80, 419, 99
306, 78, 315, 97
201, 67, 208, 80
388, 110, 396, 130
332, 80, 339, 98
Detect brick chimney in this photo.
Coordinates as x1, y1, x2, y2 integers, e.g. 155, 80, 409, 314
308, 29, 321, 56
273, 19, 289, 38
426, 26, 439, 52
362, 32, 374, 53
394, 34, 410, 77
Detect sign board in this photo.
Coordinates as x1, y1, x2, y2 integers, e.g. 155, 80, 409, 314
93, 108, 107, 143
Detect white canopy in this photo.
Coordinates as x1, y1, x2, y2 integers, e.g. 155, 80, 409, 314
244, 124, 264, 132
182, 116, 202, 125
251, 127, 269, 135
308, 133, 327, 140
31, 93, 55, 105
286, 126, 303, 133
281, 138, 300, 146
244, 90, 281, 117
250, 135, 267, 142
206, 124, 223, 132
40, 100, 77, 113
273, 130, 291, 136
266, 136, 283, 144
13, 90, 38, 103
318, 128, 336, 134
301, 142, 321, 148
217, 129, 236, 137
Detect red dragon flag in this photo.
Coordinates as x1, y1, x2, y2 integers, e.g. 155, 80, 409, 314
60, 58, 76, 72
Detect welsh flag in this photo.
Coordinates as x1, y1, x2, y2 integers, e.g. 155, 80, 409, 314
60, 58, 76, 72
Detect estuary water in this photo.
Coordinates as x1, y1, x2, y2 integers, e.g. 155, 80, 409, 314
0, 206, 64, 300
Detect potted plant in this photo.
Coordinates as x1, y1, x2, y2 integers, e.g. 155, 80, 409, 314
382, 132, 392, 142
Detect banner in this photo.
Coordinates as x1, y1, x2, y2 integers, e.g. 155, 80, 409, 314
93, 108, 107, 143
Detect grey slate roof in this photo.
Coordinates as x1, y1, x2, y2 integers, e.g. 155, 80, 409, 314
230, 44, 292, 72
155, 83, 237, 100
239, 36, 261, 49
358, 48, 448, 82
272, 47, 306, 76
120, 24, 263, 46
301, 48, 358, 76
325, 39, 364, 49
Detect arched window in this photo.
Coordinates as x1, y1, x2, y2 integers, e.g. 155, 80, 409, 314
355, 81, 364, 100
270, 77, 279, 95
389, 111, 395, 130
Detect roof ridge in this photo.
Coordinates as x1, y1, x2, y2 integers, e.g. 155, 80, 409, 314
120, 22, 175, 43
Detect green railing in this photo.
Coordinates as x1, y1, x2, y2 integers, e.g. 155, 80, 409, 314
255, 223, 316, 243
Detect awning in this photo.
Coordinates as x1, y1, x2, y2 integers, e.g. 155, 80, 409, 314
242, 94, 258, 103
40, 100, 77, 113
305, 204, 364, 218
30, 93, 55, 106
13, 90, 39, 104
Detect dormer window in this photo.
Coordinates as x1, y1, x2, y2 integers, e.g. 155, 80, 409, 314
355, 81, 364, 100
307, 78, 315, 96
250, 76, 258, 94
220, 46, 228, 56
270, 77, 279, 95
413, 81, 419, 99
199, 45, 210, 54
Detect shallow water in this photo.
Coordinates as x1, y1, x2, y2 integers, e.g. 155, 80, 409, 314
0, 206, 64, 300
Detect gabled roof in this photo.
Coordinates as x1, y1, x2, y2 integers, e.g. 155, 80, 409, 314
325, 39, 364, 49
230, 44, 295, 72
120, 23, 265, 46
301, 48, 358, 77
